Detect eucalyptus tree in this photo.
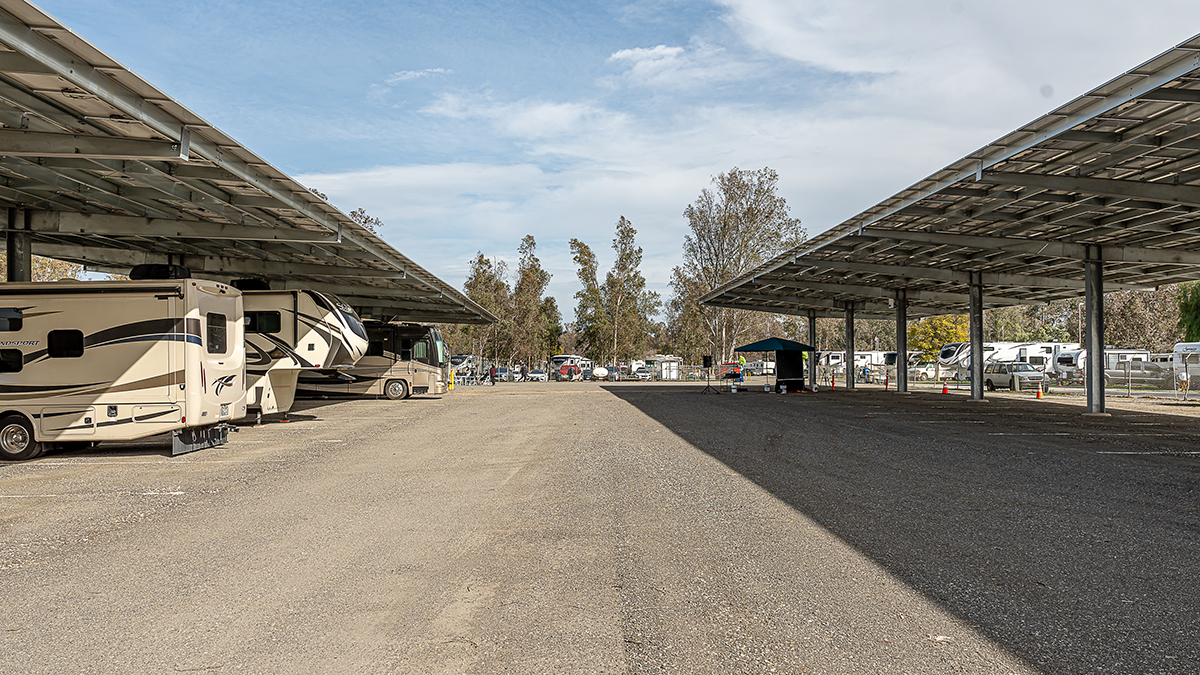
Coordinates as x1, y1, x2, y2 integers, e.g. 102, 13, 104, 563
670, 167, 806, 362
510, 235, 559, 365
571, 218, 660, 365
462, 253, 512, 362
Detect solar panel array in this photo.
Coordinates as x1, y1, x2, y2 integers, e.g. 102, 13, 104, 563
0, 0, 494, 325
703, 36, 1200, 321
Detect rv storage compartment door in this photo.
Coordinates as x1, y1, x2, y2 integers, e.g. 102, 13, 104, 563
132, 405, 182, 424
40, 406, 97, 436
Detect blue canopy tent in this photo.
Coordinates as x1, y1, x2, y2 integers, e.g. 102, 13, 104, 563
735, 337, 815, 391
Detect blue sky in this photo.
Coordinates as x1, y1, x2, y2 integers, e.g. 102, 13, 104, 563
34, 0, 1200, 320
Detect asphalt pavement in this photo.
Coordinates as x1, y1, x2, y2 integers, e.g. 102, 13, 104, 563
0, 382, 1196, 673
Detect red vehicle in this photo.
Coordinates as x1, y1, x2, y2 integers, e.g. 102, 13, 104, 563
718, 362, 743, 379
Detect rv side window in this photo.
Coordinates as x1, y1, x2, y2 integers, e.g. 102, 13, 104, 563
207, 313, 227, 354
0, 348, 21, 372
367, 340, 385, 357
399, 339, 412, 361
48, 329, 84, 358
245, 311, 281, 334
414, 341, 427, 360
1029, 356, 1045, 366
0, 308, 22, 332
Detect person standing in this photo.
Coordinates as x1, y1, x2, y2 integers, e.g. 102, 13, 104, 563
489, 365, 497, 385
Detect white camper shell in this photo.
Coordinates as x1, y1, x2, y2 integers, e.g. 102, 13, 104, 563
242, 289, 368, 417
0, 279, 246, 460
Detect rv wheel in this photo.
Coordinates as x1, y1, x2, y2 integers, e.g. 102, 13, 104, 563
384, 379, 409, 401
0, 415, 41, 461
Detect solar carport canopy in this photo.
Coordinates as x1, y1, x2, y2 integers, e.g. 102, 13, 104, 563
702, 35, 1200, 320
0, 0, 494, 325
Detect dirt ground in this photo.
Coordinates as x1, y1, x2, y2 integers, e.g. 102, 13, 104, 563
0, 381, 1196, 673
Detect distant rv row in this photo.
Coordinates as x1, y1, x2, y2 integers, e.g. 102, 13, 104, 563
0, 265, 449, 461
815, 340, 1200, 386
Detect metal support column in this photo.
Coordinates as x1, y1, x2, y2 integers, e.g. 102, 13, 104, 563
896, 289, 908, 393
844, 301, 855, 390
1085, 246, 1106, 414
807, 309, 817, 389
969, 272, 984, 400
6, 208, 31, 282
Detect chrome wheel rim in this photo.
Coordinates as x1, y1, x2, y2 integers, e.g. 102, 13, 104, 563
0, 423, 30, 455
387, 382, 404, 398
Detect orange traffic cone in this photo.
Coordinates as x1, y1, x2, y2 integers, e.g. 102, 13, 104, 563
941, 381, 949, 394
1036, 381, 1044, 399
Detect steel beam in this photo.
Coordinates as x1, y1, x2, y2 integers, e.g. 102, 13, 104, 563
969, 272, 984, 401
729, 290, 897, 314
5, 207, 30, 282
807, 309, 817, 389
31, 243, 406, 278
704, 300, 893, 320
857, 228, 1200, 266
785, 257, 1151, 291
896, 289, 908, 393
980, 171, 1200, 209
0, 128, 187, 160
757, 277, 1027, 306
276, 280, 441, 298
1085, 246, 1106, 414
845, 301, 855, 390
28, 211, 339, 243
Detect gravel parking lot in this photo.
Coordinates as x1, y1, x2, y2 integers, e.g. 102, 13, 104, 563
0, 382, 1197, 673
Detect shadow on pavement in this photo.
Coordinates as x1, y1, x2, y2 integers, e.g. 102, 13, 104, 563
603, 384, 1200, 673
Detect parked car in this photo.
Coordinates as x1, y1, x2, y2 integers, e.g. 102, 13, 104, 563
606, 367, 622, 381
527, 368, 548, 382
581, 368, 593, 381
495, 366, 511, 382
1103, 360, 1172, 388
983, 362, 1049, 392
633, 367, 652, 381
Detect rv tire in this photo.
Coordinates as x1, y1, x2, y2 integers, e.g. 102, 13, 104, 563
384, 379, 409, 401
0, 415, 40, 461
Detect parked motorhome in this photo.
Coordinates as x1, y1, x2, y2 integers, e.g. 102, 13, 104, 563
240, 288, 368, 418
0, 276, 246, 460
1173, 342, 1200, 388
1053, 348, 1150, 384
297, 322, 448, 399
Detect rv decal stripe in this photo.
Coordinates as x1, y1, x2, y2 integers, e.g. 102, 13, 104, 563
91, 334, 202, 348
0, 371, 185, 401
86, 318, 184, 347
0, 382, 105, 394
258, 333, 314, 368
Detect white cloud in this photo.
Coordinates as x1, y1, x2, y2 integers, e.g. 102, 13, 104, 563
385, 68, 452, 84
368, 68, 453, 105
315, 1, 1200, 318
422, 92, 629, 142
603, 39, 753, 90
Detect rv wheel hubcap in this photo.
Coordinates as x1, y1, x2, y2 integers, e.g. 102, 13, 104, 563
388, 382, 403, 397
0, 423, 30, 454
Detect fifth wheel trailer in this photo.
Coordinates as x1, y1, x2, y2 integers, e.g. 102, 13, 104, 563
297, 322, 449, 400
0, 277, 246, 460
240, 288, 369, 418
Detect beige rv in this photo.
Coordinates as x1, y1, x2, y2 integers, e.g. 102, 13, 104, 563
240, 288, 369, 418
0, 277, 246, 460
297, 322, 448, 399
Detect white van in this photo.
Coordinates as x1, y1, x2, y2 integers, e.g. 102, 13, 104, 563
0, 275, 245, 460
